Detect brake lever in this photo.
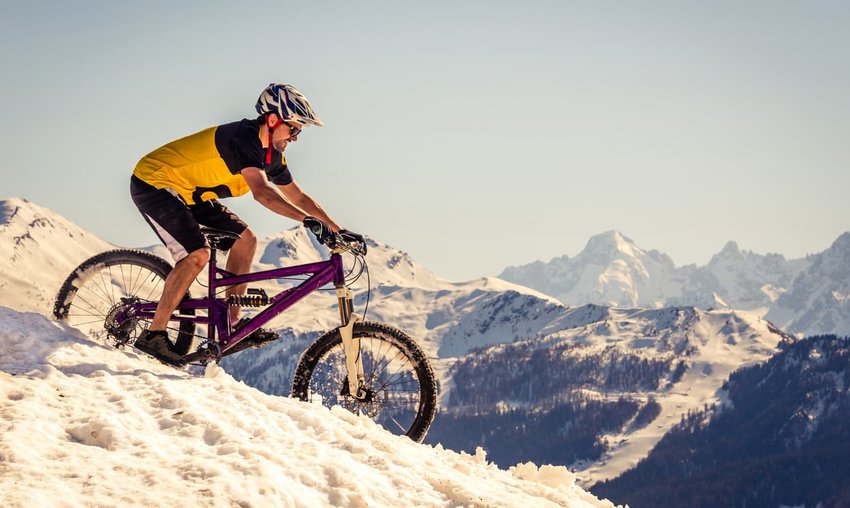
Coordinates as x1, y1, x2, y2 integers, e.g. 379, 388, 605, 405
338, 232, 367, 255
351, 239, 367, 256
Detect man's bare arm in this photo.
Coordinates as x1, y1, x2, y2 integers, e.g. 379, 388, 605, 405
241, 167, 310, 222
278, 179, 342, 231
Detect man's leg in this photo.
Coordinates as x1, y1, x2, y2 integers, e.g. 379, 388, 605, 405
130, 177, 210, 363
150, 247, 210, 330
189, 199, 253, 325
224, 228, 258, 323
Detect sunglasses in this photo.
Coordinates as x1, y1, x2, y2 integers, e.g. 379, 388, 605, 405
287, 123, 302, 138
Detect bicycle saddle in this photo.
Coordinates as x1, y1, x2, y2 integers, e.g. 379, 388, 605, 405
200, 227, 241, 244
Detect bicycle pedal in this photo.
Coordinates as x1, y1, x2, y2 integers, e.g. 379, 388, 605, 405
250, 329, 279, 343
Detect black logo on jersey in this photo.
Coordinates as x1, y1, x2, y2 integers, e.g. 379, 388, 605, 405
192, 185, 233, 203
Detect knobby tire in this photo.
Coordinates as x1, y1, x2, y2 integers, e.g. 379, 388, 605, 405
291, 321, 438, 442
53, 249, 195, 348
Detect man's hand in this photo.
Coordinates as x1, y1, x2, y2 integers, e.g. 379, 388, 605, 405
303, 216, 334, 245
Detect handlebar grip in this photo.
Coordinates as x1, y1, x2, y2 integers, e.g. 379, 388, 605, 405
303, 217, 329, 243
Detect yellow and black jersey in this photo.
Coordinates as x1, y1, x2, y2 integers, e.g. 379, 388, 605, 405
133, 118, 293, 205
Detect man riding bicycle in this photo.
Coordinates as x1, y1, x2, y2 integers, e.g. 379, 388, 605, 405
130, 83, 361, 365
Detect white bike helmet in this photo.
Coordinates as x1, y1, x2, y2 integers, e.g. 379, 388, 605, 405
256, 83, 324, 127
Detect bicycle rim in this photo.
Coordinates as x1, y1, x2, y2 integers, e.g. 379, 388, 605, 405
55, 250, 185, 347
310, 337, 420, 435
294, 322, 437, 441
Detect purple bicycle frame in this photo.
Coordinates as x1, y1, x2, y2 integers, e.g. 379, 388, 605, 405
129, 250, 346, 355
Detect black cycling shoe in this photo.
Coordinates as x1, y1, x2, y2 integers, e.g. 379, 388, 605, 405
135, 330, 185, 366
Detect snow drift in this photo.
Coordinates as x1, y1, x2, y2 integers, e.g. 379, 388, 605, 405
0, 306, 615, 507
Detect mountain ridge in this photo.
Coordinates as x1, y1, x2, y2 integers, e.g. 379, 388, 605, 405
498, 229, 849, 337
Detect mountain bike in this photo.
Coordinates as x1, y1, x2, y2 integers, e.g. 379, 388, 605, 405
53, 226, 437, 442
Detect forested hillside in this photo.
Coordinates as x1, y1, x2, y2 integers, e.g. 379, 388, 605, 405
593, 335, 850, 507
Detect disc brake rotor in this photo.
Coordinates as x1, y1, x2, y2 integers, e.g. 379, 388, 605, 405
339, 380, 383, 418
103, 298, 141, 347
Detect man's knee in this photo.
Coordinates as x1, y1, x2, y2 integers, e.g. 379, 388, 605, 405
235, 227, 257, 250
179, 247, 210, 271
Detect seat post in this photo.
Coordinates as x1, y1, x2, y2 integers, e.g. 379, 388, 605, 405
207, 239, 218, 300
199, 227, 240, 301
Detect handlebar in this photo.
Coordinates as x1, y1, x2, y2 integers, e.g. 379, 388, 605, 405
328, 231, 368, 256
304, 218, 367, 256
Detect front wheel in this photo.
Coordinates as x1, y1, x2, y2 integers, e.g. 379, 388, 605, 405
292, 321, 438, 442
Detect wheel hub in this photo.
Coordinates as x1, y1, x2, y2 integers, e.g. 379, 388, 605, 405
103, 298, 140, 347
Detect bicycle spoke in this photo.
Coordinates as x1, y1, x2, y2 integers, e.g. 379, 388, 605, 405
65, 317, 110, 327
143, 276, 164, 301
55, 251, 196, 351
381, 378, 420, 390
124, 263, 139, 297
369, 347, 412, 387
386, 414, 408, 433
113, 265, 122, 304
72, 289, 112, 315
87, 273, 117, 308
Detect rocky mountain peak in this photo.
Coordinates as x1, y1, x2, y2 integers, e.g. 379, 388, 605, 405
583, 230, 639, 257
717, 240, 741, 258
827, 232, 850, 256
1, 197, 45, 228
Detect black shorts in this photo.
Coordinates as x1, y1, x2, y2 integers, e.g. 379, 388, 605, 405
130, 176, 247, 262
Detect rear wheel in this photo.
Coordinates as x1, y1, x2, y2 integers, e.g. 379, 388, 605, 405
53, 249, 195, 350
292, 321, 438, 442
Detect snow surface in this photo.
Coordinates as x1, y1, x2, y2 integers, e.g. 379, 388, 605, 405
0, 306, 616, 507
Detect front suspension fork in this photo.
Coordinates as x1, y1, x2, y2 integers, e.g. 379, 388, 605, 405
337, 287, 366, 399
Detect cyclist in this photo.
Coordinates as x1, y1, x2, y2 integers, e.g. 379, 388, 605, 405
130, 83, 360, 365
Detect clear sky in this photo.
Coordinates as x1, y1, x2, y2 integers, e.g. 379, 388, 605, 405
2, 1, 848, 280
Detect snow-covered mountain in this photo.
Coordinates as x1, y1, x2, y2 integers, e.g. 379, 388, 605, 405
0, 306, 613, 507
497, 230, 850, 336
0, 197, 810, 491
498, 231, 680, 308
696, 240, 806, 309
426, 304, 794, 485
767, 232, 850, 336
0, 198, 112, 314
0, 197, 546, 334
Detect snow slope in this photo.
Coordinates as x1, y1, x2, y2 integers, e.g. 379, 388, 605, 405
0, 198, 112, 314
0, 306, 615, 507
572, 308, 789, 484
